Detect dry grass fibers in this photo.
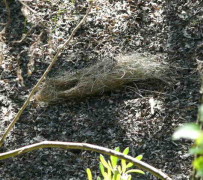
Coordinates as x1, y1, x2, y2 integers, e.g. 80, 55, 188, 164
36, 53, 170, 103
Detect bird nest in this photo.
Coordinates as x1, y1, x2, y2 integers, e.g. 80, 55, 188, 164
35, 53, 170, 103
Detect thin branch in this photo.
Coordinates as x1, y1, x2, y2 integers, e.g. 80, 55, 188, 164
0, 1, 94, 147
12, 22, 40, 44
19, 0, 38, 14
0, 141, 172, 180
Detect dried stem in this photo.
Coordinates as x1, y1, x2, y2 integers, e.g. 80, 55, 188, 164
0, 1, 94, 147
0, 141, 172, 180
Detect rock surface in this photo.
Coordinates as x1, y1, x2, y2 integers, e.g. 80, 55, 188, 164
0, 0, 202, 179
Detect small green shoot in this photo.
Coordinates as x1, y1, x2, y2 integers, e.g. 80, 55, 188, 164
86, 168, 93, 180
86, 147, 145, 180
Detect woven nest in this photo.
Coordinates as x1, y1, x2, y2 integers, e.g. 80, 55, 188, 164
35, 53, 170, 103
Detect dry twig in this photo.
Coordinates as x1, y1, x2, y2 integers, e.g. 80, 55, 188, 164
0, 141, 172, 180
0, 1, 94, 147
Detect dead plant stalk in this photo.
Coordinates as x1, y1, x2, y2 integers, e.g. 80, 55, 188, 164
0, 141, 172, 180
0, 1, 94, 147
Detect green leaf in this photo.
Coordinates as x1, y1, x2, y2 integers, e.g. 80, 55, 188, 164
173, 123, 202, 140
123, 147, 130, 155
107, 164, 112, 179
118, 165, 122, 173
126, 169, 145, 174
193, 157, 203, 176
190, 146, 203, 155
121, 159, 127, 173
113, 170, 121, 180
100, 155, 111, 169
127, 175, 132, 180
97, 177, 102, 180
112, 173, 116, 180
199, 105, 203, 122
99, 162, 106, 177
103, 172, 109, 180
115, 173, 121, 180
111, 147, 120, 168
115, 147, 120, 152
111, 155, 119, 169
86, 168, 93, 180
108, 160, 114, 172
126, 162, 134, 169
196, 134, 203, 145
135, 155, 143, 161
121, 147, 130, 173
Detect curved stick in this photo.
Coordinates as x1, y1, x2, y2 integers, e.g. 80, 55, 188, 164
0, 141, 172, 180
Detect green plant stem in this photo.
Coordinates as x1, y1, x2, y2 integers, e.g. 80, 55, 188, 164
0, 141, 172, 180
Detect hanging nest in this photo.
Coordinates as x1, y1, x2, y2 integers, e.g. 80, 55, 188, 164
35, 53, 170, 103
